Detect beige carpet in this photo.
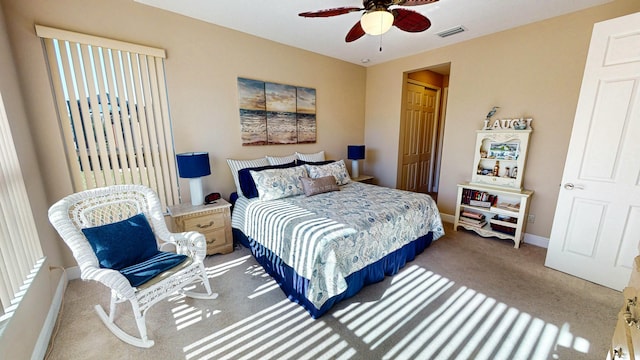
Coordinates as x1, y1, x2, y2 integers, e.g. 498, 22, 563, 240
45, 222, 620, 360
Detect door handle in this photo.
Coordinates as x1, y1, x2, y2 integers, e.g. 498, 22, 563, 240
625, 297, 639, 328
613, 346, 624, 358
564, 183, 584, 190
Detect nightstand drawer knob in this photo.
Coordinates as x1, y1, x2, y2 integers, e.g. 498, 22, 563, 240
197, 221, 214, 229
206, 238, 216, 244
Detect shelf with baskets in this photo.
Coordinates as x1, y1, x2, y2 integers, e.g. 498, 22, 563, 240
454, 182, 533, 248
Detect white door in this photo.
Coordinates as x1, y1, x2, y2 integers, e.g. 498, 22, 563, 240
545, 12, 640, 291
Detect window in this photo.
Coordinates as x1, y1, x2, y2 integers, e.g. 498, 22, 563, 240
0, 92, 45, 321
36, 25, 179, 210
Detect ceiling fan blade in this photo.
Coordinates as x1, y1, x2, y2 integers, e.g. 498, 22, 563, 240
345, 21, 366, 42
392, 8, 431, 32
299, 7, 363, 17
392, 0, 439, 6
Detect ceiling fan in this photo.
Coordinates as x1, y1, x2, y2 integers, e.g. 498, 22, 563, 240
299, 0, 439, 43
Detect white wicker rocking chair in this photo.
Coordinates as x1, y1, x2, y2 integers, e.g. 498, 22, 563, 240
48, 184, 217, 348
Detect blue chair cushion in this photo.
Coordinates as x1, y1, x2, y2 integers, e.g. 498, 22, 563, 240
119, 251, 188, 287
81, 213, 159, 270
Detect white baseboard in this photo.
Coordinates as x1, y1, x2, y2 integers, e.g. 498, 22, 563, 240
32, 270, 67, 360
523, 233, 549, 248
66, 266, 80, 280
440, 213, 455, 223
441, 213, 549, 249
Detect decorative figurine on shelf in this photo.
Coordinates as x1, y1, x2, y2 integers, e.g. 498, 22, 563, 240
513, 119, 528, 130
504, 166, 510, 177
486, 106, 500, 121
493, 161, 500, 176
511, 166, 518, 179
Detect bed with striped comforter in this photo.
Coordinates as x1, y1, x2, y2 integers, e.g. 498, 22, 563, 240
231, 181, 444, 317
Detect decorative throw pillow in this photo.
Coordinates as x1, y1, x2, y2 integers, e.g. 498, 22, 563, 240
296, 150, 325, 163
238, 161, 297, 199
227, 157, 270, 197
266, 153, 298, 165
81, 213, 159, 270
300, 176, 339, 197
119, 251, 187, 287
250, 165, 308, 201
305, 159, 351, 185
297, 159, 335, 166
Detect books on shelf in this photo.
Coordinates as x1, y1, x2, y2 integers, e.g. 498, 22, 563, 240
461, 210, 485, 220
461, 188, 497, 208
459, 218, 487, 228
460, 216, 485, 225
459, 209, 487, 228
495, 202, 520, 211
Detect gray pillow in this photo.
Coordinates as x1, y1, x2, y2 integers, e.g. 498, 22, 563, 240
300, 176, 339, 197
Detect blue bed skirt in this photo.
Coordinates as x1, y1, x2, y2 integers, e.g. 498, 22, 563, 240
233, 228, 433, 318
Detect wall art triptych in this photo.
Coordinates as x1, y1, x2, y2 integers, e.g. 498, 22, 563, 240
237, 77, 316, 146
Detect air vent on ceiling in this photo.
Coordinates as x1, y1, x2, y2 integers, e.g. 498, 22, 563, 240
437, 26, 466, 38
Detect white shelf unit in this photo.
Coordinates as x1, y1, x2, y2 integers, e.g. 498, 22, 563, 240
470, 129, 531, 190
454, 182, 533, 248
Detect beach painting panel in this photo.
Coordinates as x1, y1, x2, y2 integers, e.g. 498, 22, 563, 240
297, 87, 316, 144
266, 82, 297, 145
238, 77, 316, 145
238, 78, 267, 145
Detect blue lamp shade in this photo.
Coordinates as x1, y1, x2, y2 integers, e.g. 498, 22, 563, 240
347, 145, 365, 160
176, 152, 211, 178
176, 152, 211, 206
347, 145, 365, 179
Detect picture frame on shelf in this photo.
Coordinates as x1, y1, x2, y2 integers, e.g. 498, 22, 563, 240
488, 142, 519, 160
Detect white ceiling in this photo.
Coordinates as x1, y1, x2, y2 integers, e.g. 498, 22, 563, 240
134, 0, 612, 67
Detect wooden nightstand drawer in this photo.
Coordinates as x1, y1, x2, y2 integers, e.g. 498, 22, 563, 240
167, 199, 233, 256
183, 212, 225, 231
202, 227, 231, 254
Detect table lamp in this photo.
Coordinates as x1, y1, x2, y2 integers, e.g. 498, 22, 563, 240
347, 145, 365, 178
176, 152, 211, 206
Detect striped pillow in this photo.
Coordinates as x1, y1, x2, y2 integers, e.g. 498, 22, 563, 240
227, 157, 270, 197
296, 151, 325, 162
266, 153, 298, 165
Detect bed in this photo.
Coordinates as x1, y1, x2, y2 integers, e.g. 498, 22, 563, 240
228, 156, 444, 318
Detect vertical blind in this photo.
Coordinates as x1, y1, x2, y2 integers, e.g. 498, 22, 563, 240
36, 25, 179, 210
0, 92, 45, 320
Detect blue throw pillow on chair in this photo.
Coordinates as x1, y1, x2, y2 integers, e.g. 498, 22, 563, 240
82, 213, 160, 270
119, 251, 188, 287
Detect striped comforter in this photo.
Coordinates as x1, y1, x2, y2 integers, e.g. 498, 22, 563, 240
232, 181, 444, 309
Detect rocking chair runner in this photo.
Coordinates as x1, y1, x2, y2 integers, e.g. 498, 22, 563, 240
48, 185, 217, 348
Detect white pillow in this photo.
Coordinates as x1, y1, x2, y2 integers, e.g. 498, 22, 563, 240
266, 153, 297, 165
305, 159, 351, 185
226, 157, 270, 197
296, 151, 325, 163
250, 165, 308, 201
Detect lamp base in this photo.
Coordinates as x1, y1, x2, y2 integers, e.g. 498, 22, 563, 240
189, 177, 204, 206
351, 160, 360, 179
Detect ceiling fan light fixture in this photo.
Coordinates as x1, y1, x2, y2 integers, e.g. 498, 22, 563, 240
360, 10, 394, 35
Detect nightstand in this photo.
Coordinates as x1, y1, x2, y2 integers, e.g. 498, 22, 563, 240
167, 199, 233, 255
351, 174, 374, 184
